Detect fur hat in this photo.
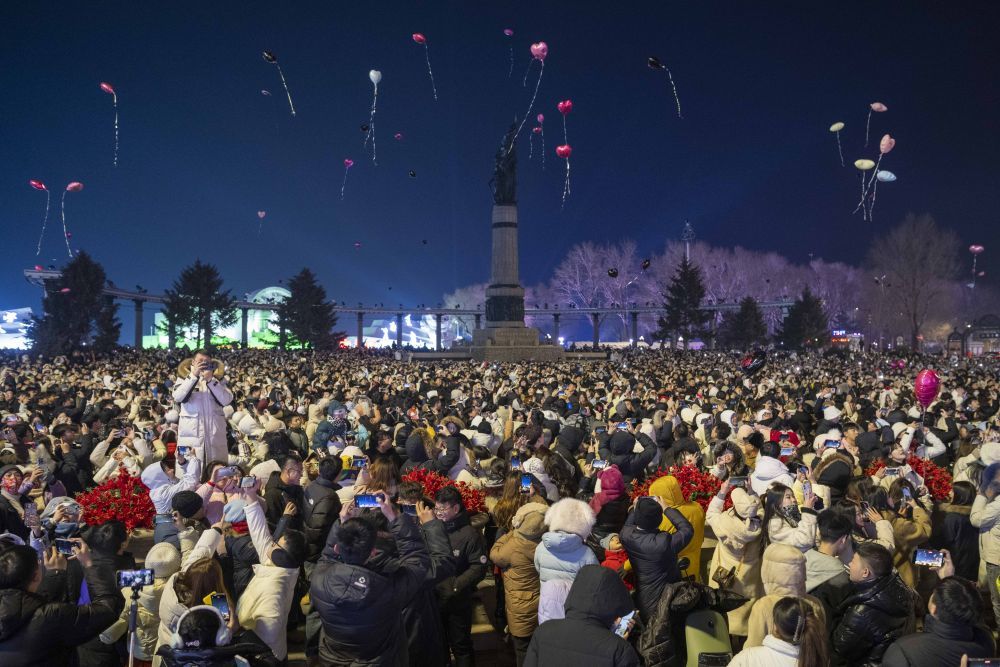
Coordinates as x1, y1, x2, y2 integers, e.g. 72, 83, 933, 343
164, 410, 179, 424
511, 503, 547, 541
145, 542, 181, 580
823, 405, 842, 421
544, 498, 596, 540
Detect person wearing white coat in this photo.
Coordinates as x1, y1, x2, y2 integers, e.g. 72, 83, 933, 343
730, 596, 829, 667
171, 351, 233, 465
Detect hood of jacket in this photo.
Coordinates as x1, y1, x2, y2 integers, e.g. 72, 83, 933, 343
404, 430, 428, 463
557, 426, 586, 455
0, 589, 43, 641
761, 543, 807, 596
813, 452, 854, 492
563, 564, 633, 627
307, 404, 324, 422
805, 549, 848, 591
140, 460, 171, 490
752, 456, 791, 484
649, 475, 686, 508
512, 503, 547, 541
608, 431, 635, 456
541, 530, 586, 555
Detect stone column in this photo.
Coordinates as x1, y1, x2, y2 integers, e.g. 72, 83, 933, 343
630, 311, 638, 348
435, 314, 443, 351
240, 307, 249, 348
484, 204, 525, 328
133, 299, 144, 349
474, 313, 482, 330
591, 313, 600, 348
356, 312, 364, 349
396, 313, 403, 348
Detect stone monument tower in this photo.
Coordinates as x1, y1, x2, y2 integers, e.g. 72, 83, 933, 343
472, 124, 563, 361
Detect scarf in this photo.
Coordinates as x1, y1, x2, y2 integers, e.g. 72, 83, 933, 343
229, 520, 249, 534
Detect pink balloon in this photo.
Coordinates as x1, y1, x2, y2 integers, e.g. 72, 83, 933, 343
394, 132, 403, 140
532, 126, 542, 134
970, 245, 985, 255
503, 28, 513, 37
914, 369, 940, 408
34, 265, 42, 271
257, 211, 266, 219
879, 134, 895, 154
870, 102, 887, 112
65, 232, 72, 238
557, 99, 573, 115
344, 159, 354, 168
100, 82, 115, 95
354, 241, 362, 249
59, 288, 71, 293
536, 113, 544, 123
556, 144, 572, 159
412, 33, 426, 45
29, 179, 47, 191
65, 182, 83, 192
530, 42, 548, 61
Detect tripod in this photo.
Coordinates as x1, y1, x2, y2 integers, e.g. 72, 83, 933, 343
125, 584, 143, 667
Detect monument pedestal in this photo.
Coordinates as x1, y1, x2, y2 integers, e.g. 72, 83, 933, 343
470, 327, 564, 361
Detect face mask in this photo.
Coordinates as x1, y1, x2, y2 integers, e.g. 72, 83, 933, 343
54, 521, 79, 537
784, 506, 802, 523
1, 477, 20, 494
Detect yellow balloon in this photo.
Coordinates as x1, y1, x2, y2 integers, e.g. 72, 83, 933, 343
829, 122, 845, 132
854, 159, 876, 170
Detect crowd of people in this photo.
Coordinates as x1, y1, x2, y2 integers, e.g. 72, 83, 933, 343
1, 345, 999, 666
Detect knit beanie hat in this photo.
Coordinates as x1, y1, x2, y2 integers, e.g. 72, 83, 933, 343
145, 542, 181, 580
635, 497, 663, 531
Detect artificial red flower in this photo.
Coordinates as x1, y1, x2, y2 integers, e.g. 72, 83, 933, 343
865, 456, 952, 503
630, 465, 727, 511
401, 468, 487, 514
74, 468, 155, 533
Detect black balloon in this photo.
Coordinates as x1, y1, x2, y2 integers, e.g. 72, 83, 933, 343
421, 239, 428, 245
262, 50, 277, 64
647, 56, 664, 70
740, 349, 767, 377
408, 170, 416, 178
641, 259, 651, 270
361, 124, 369, 133
608, 268, 619, 278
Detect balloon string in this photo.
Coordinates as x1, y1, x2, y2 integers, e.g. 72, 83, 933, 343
522, 58, 534, 87
868, 177, 879, 221
341, 168, 350, 200
507, 46, 513, 78
864, 109, 872, 148
112, 94, 119, 167
853, 155, 884, 216
562, 115, 568, 145
540, 128, 546, 171
35, 191, 50, 256
528, 132, 534, 160
561, 157, 571, 210
60, 191, 73, 258
835, 131, 844, 167
664, 67, 683, 119
275, 63, 296, 117
423, 44, 438, 101
364, 84, 378, 165
511, 62, 543, 151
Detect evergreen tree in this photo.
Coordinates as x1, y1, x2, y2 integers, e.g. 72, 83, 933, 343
277, 268, 342, 349
28, 252, 116, 355
778, 288, 830, 349
92, 295, 121, 353
655, 257, 711, 348
162, 260, 236, 349
718, 296, 768, 349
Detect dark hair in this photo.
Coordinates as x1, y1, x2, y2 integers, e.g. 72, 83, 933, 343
932, 576, 982, 625
772, 597, 829, 667
83, 521, 128, 555
274, 528, 307, 567
521, 424, 542, 447
887, 477, 917, 512
715, 422, 731, 440
280, 451, 303, 471
178, 607, 222, 649
318, 457, 342, 482
0, 545, 39, 589
435, 486, 464, 508
336, 518, 375, 565
192, 348, 211, 358
951, 480, 976, 506
397, 481, 425, 504
173, 557, 231, 609
855, 541, 892, 578
760, 440, 781, 459
674, 423, 689, 440
817, 510, 853, 544
760, 483, 795, 555
747, 431, 764, 450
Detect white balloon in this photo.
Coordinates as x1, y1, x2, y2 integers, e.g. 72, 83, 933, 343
876, 170, 897, 183
369, 69, 382, 85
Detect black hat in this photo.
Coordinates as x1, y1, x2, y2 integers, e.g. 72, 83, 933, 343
171, 490, 203, 519
635, 497, 662, 531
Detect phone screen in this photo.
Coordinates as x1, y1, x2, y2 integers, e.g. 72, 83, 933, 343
614, 610, 636, 638
967, 659, 1000, 667
801, 481, 812, 496
902, 487, 912, 501
401, 504, 418, 516
520, 474, 532, 492
351, 457, 367, 469
780, 446, 795, 457
884, 467, 900, 476
913, 548, 944, 568
55, 538, 74, 555
240, 475, 257, 489
355, 493, 380, 508
616, 422, 629, 431
824, 439, 841, 449
592, 460, 609, 470
510, 456, 521, 470
729, 476, 748, 489
210, 593, 231, 621
117, 569, 154, 588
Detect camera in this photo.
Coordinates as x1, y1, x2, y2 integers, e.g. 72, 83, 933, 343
117, 569, 154, 588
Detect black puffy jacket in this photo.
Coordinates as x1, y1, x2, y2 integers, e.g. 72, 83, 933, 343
831, 572, 917, 667
600, 431, 657, 483
398, 519, 455, 667
0, 566, 124, 667
620, 507, 694, 622
436, 510, 486, 608
302, 478, 342, 563
882, 614, 995, 667
525, 564, 639, 667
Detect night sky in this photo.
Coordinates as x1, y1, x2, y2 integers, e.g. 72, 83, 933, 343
3, 2, 999, 339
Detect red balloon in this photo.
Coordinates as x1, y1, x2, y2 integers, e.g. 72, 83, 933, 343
65, 182, 84, 192
29, 179, 47, 191
344, 159, 354, 168
530, 42, 548, 61
914, 369, 940, 408
100, 82, 116, 95
532, 126, 542, 134
34, 265, 42, 271
556, 144, 572, 159
394, 132, 403, 140
557, 99, 573, 115
412, 33, 426, 45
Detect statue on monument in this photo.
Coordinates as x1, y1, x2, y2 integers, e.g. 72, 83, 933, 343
489, 122, 518, 205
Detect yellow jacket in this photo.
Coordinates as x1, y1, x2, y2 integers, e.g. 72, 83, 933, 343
650, 476, 706, 582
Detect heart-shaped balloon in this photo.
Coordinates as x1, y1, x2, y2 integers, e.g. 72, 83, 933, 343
504, 28, 514, 37
914, 369, 940, 408
100, 82, 116, 96
532, 126, 542, 134
369, 69, 382, 86
557, 100, 573, 115
879, 134, 895, 154
29, 179, 47, 191
530, 42, 548, 61
556, 144, 572, 159
829, 122, 845, 132
536, 113, 544, 123
257, 211, 266, 219
412, 33, 426, 45
344, 159, 354, 168
970, 245, 985, 255
66, 182, 84, 192
870, 101, 887, 112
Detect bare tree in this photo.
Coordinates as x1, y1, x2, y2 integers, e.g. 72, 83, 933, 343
868, 213, 960, 348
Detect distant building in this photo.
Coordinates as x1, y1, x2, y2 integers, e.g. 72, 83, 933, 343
948, 315, 1000, 357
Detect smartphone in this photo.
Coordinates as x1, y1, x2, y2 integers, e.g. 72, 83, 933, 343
215, 466, 238, 480
779, 433, 790, 442
967, 659, 1000, 667
824, 439, 842, 449
780, 446, 795, 457
23, 503, 39, 528
240, 475, 257, 489
902, 487, 913, 501
401, 504, 418, 516
33, 423, 44, 432
55, 538, 75, 555
614, 610, 636, 638
729, 476, 748, 489
355, 493, 380, 509
143, 428, 155, 442
210, 592, 231, 622
117, 568, 154, 588
592, 460, 610, 470
351, 456, 368, 469
798, 465, 809, 476
861, 501, 872, 514
616, 422, 629, 431
510, 456, 521, 470
520, 474, 532, 493
884, 467, 901, 476
595, 426, 607, 434
177, 446, 192, 458
802, 480, 812, 496
913, 548, 945, 568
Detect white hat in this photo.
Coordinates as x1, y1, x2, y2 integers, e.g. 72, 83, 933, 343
720, 410, 737, 428
680, 407, 697, 425
980, 442, 1000, 467
891, 422, 909, 439
164, 409, 179, 424
145, 542, 181, 579
823, 406, 842, 421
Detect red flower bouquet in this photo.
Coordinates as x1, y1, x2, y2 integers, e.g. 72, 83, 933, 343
630, 465, 726, 511
75, 468, 155, 533
865, 456, 952, 502
401, 468, 487, 514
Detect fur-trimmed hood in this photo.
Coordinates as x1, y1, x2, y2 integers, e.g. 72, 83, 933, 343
544, 498, 596, 540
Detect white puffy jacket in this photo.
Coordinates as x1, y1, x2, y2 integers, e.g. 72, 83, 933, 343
171, 375, 233, 464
